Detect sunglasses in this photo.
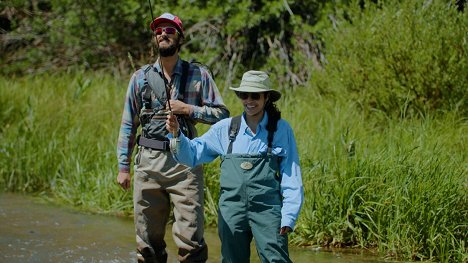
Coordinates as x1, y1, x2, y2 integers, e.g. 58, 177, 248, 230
236, 92, 263, 100
154, 26, 178, 35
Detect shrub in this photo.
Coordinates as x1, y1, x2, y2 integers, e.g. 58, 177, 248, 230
312, 0, 467, 117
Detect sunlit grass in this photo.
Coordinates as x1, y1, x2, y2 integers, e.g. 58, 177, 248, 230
0, 73, 466, 261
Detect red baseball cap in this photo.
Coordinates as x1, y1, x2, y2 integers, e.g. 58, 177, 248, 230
150, 13, 184, 35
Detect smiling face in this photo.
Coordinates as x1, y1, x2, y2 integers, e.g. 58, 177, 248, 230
237, 92, 268, 118
154, 22, 182, 57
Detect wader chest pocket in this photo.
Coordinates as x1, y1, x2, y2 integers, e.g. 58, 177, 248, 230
240, 161, 253, 170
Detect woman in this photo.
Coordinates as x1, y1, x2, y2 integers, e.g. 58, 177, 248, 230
166, 70, 304, 263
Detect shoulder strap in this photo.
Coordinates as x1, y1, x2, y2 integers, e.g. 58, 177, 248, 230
227, 115, 242, 154
178, 60, 190, 101
189, 58, 215, 80
227, 115, 278, 154
141, 65, 153, 109
143, 65, 166, 109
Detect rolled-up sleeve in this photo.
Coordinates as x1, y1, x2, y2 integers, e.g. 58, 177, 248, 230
116, 72, 142, 173
190, 69, 229, 124
278, 122, 304, 229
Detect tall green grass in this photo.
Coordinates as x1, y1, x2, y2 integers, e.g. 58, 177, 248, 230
285, 89, 467, 262
0, 72, 133, 214
0, 73, 466, 261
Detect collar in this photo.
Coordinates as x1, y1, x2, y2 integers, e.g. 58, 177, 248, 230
152, 57, 183, 76
241, 111, 268, 135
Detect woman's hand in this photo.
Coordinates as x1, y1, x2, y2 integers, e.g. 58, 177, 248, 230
279, 226, 292, 235
166, 113, 180, 136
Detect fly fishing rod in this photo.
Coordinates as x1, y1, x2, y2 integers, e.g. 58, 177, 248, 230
147, 0, 181, 143
148, 0, 172, 113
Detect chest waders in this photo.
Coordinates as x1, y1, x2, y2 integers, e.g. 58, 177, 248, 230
218, 116, 292, 263
134, 61, 208, 263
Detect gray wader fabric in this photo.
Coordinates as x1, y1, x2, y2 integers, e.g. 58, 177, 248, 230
218, 153, 291, 263
134, 146, 208, 263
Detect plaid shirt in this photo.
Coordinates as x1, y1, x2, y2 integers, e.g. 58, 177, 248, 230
117, 58, 229, 173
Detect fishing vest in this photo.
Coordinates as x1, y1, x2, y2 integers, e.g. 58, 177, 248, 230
139, 60, 196, 141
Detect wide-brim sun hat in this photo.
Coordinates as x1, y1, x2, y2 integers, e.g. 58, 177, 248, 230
150, 13, 184, 36
229, 70, 281, 102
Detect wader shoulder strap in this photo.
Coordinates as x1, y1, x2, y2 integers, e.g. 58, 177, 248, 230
227, 115, 242, 154
175, 60, 193, 138
178, 60, 190, 100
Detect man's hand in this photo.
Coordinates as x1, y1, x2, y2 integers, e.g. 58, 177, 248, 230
167, 100, 191, 115
117, 172, 131, 190
279, 226, 292, 235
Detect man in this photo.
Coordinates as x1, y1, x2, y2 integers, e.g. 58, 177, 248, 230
116, 12, 229, 263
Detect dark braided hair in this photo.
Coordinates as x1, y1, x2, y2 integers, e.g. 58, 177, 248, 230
265, 93, 281, 134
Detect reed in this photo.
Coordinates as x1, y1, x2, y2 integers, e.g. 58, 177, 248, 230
285, 90, 467, 262
0, 73, 466, 261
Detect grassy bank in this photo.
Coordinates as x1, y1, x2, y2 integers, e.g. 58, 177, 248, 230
0, 73, 466, 261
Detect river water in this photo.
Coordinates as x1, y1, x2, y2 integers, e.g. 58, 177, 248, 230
0, 192, 388, 263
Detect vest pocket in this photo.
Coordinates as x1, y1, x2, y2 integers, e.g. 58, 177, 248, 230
142, 117, 169, 140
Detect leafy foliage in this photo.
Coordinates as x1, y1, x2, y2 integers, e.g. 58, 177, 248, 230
1, 1, 335, 82
2, 1, 466, 117
312, 0, 467, 117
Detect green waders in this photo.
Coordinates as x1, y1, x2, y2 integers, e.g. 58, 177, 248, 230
218, 152, 292, 263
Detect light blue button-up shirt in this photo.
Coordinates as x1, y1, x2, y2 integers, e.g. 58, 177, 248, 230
168, 112, 304, 229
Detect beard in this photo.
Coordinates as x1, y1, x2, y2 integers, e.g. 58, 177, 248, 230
158, 37, 180, 57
